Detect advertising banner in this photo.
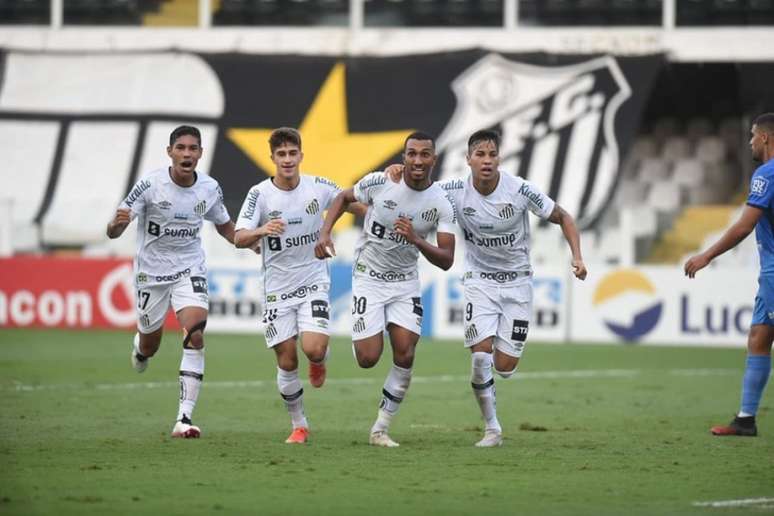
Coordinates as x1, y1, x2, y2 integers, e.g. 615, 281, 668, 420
571, 265, 755, 347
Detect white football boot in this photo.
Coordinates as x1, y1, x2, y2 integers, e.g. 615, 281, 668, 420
130, 333, 149, 373
369, 431, 400, 448
475, 430, 503, 447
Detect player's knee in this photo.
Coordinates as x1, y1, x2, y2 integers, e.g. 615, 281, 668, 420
495, 367, 517, 379
355, 351, 379, 369
305, 344, 327, 363
183, 320, 207, 350
393, 351, 414, 369
278, 356, 299, 371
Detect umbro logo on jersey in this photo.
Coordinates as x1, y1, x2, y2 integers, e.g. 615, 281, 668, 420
306, 199, 320, 215
268, 210, 283, 219
156, 201, 172, 210
383, 200, 397, 210
463, 207, 477, 216
421, 208, 438, 222
499, 203, 515, 219
194, 200, 206, 215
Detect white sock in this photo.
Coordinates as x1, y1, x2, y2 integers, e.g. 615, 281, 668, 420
371, 364, 412, 434
471, 352, 501, 433
177, 348, 204, 422
277, 367, 308, 429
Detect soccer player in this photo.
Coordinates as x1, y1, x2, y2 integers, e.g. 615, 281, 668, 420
685, 112, 774, 437
106, 125, 235, 439
386, 129, 587, 447
315, 132, 456, 447
233, 127, 365, 444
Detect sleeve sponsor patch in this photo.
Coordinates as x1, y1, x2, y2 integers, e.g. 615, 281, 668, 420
751, 176, 769, 196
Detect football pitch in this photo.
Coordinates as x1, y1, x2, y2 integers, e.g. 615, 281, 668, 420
0, 329, 772, 515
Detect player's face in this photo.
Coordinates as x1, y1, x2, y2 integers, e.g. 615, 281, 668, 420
271, 143, 303, 180
750, 124, 769, 162
467, 140, 499, 182
167, 134, 202, 176
403, 139, 436, 182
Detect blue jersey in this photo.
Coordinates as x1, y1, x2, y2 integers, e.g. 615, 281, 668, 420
747, 159, 774, 275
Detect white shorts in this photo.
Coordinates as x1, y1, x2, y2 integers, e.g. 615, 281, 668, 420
262, 291, 331, 348
462, 278, 532, 358
135, 275, 209, 333
351, 276, 423, 340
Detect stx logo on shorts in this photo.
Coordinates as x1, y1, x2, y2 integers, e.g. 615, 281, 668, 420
511, 320, 529, 342
752, 177, 769, 196
498, 203, 515, 219
190, 276, 207, 294
465, 323, 478, 341
306, 199, 320, 215
383, 200, 397, 210
412, 297, 423, 317
311, 300, 330, 320
421, 208, 438, 222
353, 317, 366, 333
194, 200, 206, 216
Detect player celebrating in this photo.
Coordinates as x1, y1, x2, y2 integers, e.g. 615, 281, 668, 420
386, 129, 586, 447
107, 125, 235, 439
685, 113, 774, 437
234, 127, 364, 444
315, 132, 456, 447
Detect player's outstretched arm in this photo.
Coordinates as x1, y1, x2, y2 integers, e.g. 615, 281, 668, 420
234, 219, 284, 249
315, 188, 357, 259
684, 204, 762, 278
106, 208, 132, 239
215, 220, 236, 244
548, 204, 587, 280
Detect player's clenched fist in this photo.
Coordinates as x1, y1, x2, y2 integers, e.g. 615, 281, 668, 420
258, 219, 285, 237
393, 216, 418, 245
314, 232, 336, 260
107, 208, 132, 238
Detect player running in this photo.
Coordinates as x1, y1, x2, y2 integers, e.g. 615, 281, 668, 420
107, 125, 235, 439
315, 131, 456, 447
386, 129, 587, 447
234, 127, 365, 444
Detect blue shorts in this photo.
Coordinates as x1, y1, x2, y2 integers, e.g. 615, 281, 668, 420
751, 275, 774, 326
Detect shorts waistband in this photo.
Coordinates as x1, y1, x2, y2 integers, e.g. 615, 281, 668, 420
464, 270, 532, 283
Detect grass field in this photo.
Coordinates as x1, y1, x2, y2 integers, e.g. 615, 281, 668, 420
0, 328, 772, 515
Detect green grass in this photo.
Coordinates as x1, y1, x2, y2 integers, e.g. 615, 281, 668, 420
0, 328, 772, 515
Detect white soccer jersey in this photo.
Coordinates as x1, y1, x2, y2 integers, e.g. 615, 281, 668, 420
441, 172, 555, 279
120, 168, 231, 286
236, 175, 340, 307
353, 172, 456, 281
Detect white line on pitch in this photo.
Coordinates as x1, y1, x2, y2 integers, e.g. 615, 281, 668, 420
692, 497, 774, 508
6, 368, 737, 392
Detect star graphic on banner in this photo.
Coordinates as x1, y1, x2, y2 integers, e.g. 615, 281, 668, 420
228, 63, 412, 229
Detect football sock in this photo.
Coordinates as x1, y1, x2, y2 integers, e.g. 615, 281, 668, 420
277, 367, 308, 429
471, 352, 501, 433
738, 354, 771, 417
371, 364, 412, 433
177, 348, 204, 422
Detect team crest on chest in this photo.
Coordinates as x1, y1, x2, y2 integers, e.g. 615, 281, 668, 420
306, 199, 320, 215
194, 200, 206, 216
498, 203, 515, 219
421, 207, 439, 222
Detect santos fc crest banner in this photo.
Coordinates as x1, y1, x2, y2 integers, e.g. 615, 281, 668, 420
0, 49, 662, 246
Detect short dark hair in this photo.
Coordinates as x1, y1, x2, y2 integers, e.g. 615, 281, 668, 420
169, 125, 201, 146
269, 127, 302, 153
467, 129, 500, 154
754, 113, 774, 135
404, 131, 435, 150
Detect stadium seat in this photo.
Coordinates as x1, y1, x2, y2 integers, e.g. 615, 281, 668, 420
629, 135, 659, 163
652, 117, 681, 144
613, 179, 649, 208
647, 180, 682, 214
695, 135, 727, 165
636, 157, 671, 183
685, 117, 714, 142
661, 136, 692, 162
671, 158, 707, 186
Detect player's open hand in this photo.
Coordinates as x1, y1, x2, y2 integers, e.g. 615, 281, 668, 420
385, 164, 404, 183
684, 253, 710, 278
572, 259, 587, 280
314, 232, 336, 260
393, 216, 417, 245
259, 219, 285, 238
